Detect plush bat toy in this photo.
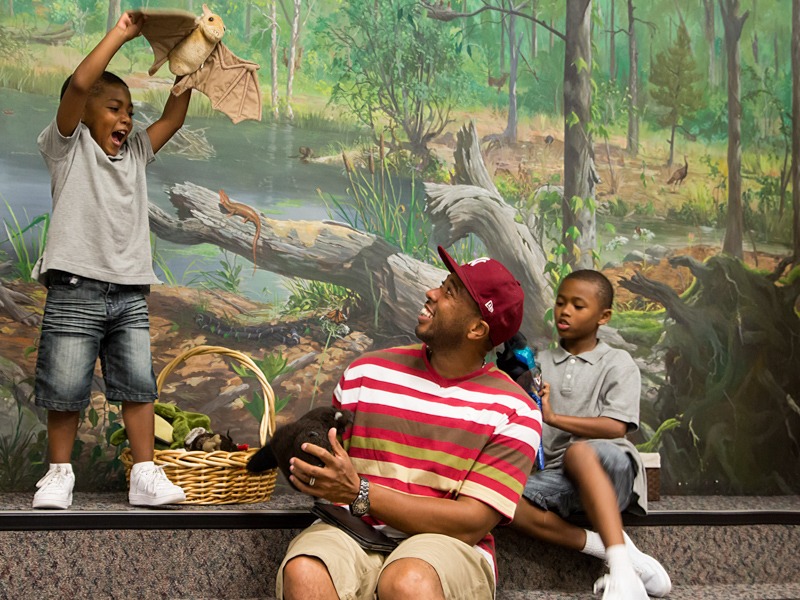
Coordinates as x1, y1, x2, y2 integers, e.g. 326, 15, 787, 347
247, 406, 353, 491
134, 4, 261, 124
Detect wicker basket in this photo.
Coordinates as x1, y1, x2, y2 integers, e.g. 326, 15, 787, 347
120, 345, 278, 504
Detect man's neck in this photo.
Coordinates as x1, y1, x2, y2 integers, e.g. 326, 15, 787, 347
426, 345, 485, 379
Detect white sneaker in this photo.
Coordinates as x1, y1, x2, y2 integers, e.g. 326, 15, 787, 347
33, 465, 75, 509
129, 464, 186, 506
593, 568, 649, 600
624, 532, 672, 597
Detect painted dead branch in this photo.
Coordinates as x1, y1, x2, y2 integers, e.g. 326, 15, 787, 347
149, 184, 443, 336
424, 122, 553, 340
151, 121, 555, 342
0, 279, 40, 327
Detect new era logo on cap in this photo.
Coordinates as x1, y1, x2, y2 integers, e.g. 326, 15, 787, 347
437, 246, 524, 346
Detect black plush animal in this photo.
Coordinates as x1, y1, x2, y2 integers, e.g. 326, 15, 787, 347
246, 406, 353, 490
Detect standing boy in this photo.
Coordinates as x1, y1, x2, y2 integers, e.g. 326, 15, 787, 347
32, 11, 191, 509
511, 270, 671, 599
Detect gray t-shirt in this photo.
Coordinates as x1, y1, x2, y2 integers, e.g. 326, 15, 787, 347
539, 340, 647, 512
33, 119, 160, 285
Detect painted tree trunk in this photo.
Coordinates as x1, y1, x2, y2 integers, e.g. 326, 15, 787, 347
106, 0, 121, 33
703, 0, 717, 87
626, 0, 639, 156
504, 10, 519, 144
286, 0, 301, 120
609, 0, 616, 82
668, 123, 676, 168
719, 0, 749, 259
563, 0, 597, 269
793, 0, 800, 260
271, 0, 279, 120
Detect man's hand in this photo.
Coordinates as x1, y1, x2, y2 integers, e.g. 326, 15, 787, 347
289, 428, 361, 505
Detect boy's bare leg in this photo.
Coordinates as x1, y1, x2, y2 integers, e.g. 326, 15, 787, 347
121, 401, 155, 464
562, 441, 625, 548
511, 497, 587, 550
282, 556, 339, 600
47, 410, 80, 463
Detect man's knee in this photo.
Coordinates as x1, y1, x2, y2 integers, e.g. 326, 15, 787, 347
378, 558, 444, 600
282, 555, 332, 597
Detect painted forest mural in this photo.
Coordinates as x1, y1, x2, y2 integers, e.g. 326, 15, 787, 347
0, 0, 798, 497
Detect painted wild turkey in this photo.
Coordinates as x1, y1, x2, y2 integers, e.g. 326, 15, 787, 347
667, 155, 688, 189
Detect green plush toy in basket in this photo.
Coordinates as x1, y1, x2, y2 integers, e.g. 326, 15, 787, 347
120, 345, 277, 504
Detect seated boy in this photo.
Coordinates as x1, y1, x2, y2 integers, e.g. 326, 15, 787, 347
510, 270, 671, 599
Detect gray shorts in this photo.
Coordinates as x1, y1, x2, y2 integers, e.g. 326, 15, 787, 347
522, 439, 636, 519
34, 270, 157, 412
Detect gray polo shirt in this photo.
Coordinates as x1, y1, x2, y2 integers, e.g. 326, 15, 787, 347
33, 119, 160, 286
539, 340, 647, 513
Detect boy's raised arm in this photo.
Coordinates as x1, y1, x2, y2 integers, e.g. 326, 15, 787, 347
57, 12, 144, 137
146, 82, 192, 154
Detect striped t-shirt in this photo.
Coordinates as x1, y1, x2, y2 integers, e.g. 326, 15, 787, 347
333, 343, 542, 573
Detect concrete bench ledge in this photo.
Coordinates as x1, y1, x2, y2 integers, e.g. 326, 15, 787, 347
1, 492, 798, 531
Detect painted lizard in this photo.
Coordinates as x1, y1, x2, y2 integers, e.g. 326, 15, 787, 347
219, 189, 261, 274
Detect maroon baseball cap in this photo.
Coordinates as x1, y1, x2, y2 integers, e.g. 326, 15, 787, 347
437, 246, 524, 346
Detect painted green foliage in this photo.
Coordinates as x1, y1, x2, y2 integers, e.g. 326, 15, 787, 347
650, 23, 703, 164
319, 0, 467, 159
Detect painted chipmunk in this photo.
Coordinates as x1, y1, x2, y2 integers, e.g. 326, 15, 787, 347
218, 189, 261, 274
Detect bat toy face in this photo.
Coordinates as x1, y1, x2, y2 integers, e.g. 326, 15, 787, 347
197, 4, 225, 43
168, 4, 226, 76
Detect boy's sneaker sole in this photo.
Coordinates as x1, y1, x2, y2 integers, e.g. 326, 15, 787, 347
129, 490, 186, 507
32, 493, 73, 510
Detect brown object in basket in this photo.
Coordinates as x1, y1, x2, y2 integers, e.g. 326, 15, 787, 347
120, 345, 278, 504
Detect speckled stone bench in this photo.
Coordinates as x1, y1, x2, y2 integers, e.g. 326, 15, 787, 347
0, 492, 799, 599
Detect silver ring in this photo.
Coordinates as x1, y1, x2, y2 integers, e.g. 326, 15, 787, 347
308, 477, 316, 487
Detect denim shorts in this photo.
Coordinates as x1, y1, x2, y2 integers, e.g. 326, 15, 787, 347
34, 270, 157, 411
522, 439, 636, 519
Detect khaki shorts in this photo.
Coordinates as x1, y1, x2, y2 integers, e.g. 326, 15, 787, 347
276, 522, 495, 600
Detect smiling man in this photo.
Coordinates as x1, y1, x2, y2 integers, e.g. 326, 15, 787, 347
276, 246, 542, 600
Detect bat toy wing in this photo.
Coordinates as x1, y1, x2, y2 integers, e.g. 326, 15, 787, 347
172, 44, 262, 124
135, 9, 200, 76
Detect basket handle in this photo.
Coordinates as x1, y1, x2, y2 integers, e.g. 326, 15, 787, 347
156, 345, 276, 446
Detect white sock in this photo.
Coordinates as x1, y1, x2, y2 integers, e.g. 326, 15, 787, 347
49, 462, 73, 473
131, 461, 155, 475
606, 544, 634, 572
581, 529, 606, 559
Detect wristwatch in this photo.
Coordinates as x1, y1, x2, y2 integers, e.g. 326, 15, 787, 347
350, 476, 370, 517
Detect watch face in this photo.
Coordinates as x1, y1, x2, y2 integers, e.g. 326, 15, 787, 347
352, 497, 369, 516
